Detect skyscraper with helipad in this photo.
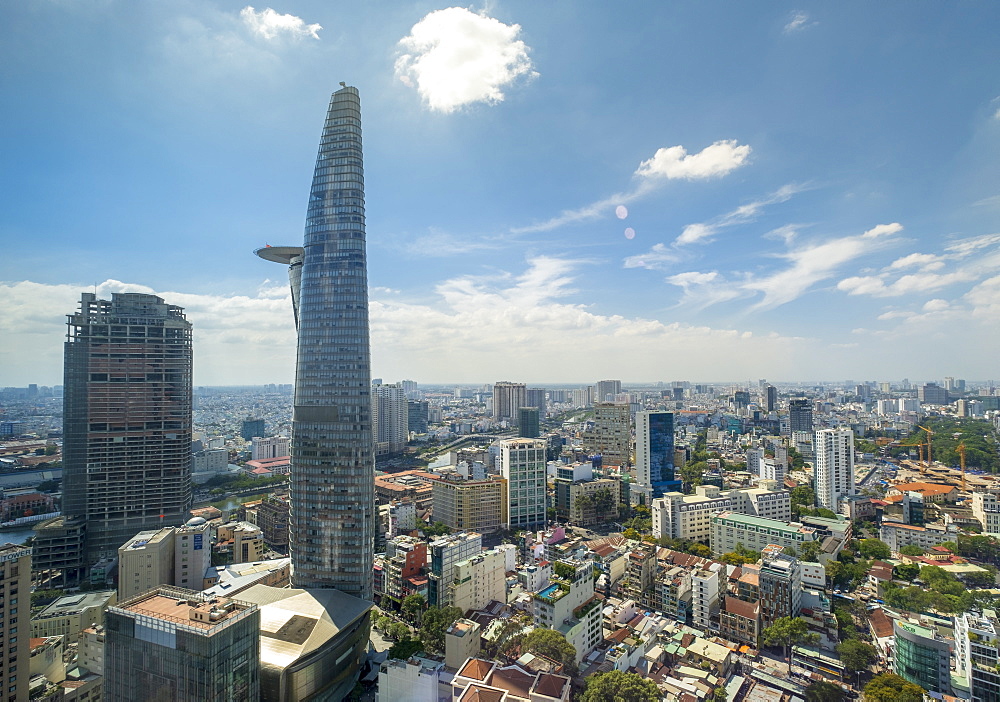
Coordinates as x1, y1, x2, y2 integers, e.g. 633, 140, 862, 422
257, 85, 374, 599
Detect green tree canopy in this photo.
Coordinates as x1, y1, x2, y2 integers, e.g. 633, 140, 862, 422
898, 545, 924, 557
580, 670, 661, 702
419, 605, 463, 653
521, 628, 578, 675
387, 637, 423, 660
863, 672, 924, 702
836, 640, 877, 674
423, 521, 452, 537
858, 539, 892, 561
805, 680, 847, 702
762, 617, 820, 672
799, 540, 822, 563
401, 594, 426, 624
893, 563, 920, 581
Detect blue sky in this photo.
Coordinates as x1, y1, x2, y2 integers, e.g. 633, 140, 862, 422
2, 2, 1000, 386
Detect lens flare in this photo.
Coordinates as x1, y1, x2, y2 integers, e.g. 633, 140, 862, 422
624, 227, 636, 239
616, 205, 628, 219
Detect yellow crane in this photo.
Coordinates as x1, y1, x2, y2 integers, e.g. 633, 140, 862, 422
917, 425, 936, 470
897, 438, 928, 474
958, 442, 967, 491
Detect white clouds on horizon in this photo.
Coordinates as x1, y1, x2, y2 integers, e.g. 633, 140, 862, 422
0, 265, 811, 386
395, 7, 535, 113
240, 6, 322, 40
514, 140, 752, 234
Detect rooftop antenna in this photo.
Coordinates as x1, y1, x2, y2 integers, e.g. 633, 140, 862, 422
339, 81, 346, 87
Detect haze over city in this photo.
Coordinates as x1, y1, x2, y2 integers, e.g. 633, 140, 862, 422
3, 2, 1000, 385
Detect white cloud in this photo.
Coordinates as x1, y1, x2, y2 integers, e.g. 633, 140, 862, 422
783, 11, 816, 33
838, 231, 1000, 299
994, 108, 1000, 121
889, 253, 944, 271
394, 7, 535, 113
0, 266, 816, 386
514, 141, 753, 234
240, 6, 321, 40
861, 222, 903, 239
635, 140, 751, 181
923, 298, 950, 312
967, 275, 1000, 319
623, 243, 678, 270
664, 222, 905, 310
676, 223, 717, 246
672, 182, 807, 247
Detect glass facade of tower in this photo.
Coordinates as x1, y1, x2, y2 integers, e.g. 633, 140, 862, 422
257, 86, 374, 598
63, 292, 193, 563
637, 411, 679, 497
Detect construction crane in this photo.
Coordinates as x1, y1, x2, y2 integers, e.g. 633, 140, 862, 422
896, 438, 928, 474
957, 443, 967, 490
917, 425, 935, 470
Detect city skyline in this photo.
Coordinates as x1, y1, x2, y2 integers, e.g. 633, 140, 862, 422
3, 3, 1000, 385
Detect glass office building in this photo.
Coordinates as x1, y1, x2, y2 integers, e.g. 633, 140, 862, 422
256, 86, 374, 598
636, 411, 680, 497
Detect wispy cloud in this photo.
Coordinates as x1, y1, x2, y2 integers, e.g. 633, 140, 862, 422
624, 183, 808, 271
838, 231, 1000, 298
783, 11, 817, 34
240, 6, 321, 40
402, 229, 508, 257
674, 182, 807, 246
513, 140, 752, 234
664, 222, 905, 310
395, 8, 535, 113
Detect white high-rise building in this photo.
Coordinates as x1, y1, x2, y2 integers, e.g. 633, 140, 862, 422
746, 447, 765, 477
500, 438, 548, 530
373, 383, 408, 456
251, 436, 290, 460
814, 428, 855, 510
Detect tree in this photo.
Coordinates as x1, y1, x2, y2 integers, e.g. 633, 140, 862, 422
521, 628, 578, 675
401, 594, 426, 625
387, 622, 410, 641
387, 636, 423, 660
761, 616, 820, 673
580, 670, 660, 702
423, 522, 452, 537
805, 680, 847, 702
863, 673, 924, 702
799, 540, 822, 563
419, 605, 463, 653
898, 545, 924, 557
963, 565, 999, 588
893, 563, 920, 581
623, 527, 640, 541
836, 640, 877, 674
858, 539, 892, 561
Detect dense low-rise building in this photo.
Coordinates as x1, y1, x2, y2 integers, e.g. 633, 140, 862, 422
532, 559, 603, 664
652, 483, 791, 542
710, 512, 821, 555
880, 521, 960, 553
431, 475, 508, 534
31, 590, 116, 643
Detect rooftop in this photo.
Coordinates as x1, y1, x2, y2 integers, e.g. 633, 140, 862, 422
113, 589, 252, 631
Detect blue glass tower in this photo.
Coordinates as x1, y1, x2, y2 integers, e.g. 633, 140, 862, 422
257, 86, 374, 598
636, 411, 680, 497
